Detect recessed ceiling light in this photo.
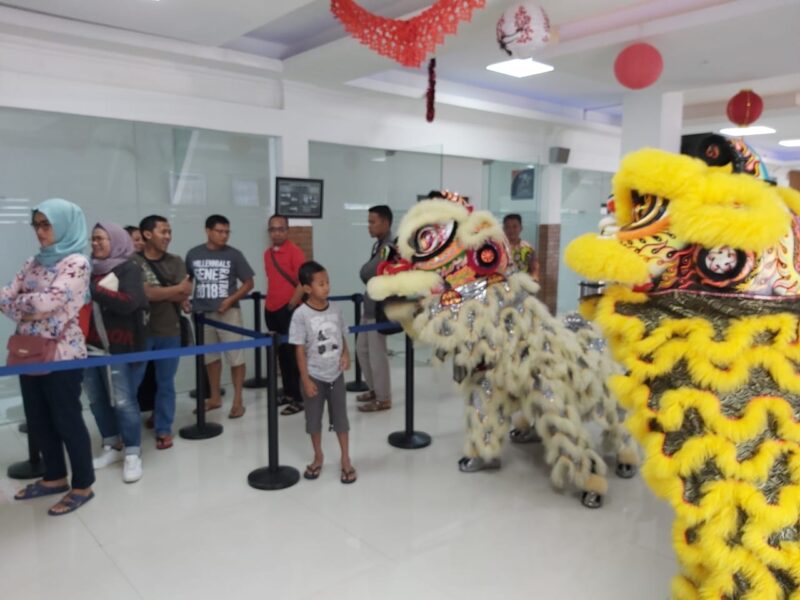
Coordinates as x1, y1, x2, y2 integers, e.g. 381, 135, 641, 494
486, 58, 554, 78
779, 139, 800, 147
718, 126, 776, 136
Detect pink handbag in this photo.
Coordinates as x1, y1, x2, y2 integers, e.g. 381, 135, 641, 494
7, 334, 58, 373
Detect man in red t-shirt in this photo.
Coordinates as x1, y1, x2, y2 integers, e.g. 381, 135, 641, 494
263, 215, 306, 415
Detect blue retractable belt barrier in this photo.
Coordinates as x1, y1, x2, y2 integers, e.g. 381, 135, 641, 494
0, 337, 272, 378
349, 321, 401, 334
197, 314, 267, 338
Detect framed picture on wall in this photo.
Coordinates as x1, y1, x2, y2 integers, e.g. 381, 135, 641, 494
511, 168, 535, 200
276, 177, 324, 219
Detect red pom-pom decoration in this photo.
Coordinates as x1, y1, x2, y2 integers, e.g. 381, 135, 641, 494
726, 90, 763, 127
613, 43, 663, 90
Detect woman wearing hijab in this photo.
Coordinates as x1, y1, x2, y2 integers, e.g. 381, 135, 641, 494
0, 198, 94, 516
84, 222, 148, 483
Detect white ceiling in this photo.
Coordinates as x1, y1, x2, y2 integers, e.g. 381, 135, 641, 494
1, 0, 799, 160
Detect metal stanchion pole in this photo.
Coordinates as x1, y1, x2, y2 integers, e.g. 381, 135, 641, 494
180, 313, 223, 440
388, 334, 431, 449
248, 332, 299, 490
244, 292, 268, 389
7, 423, 45, 479
346, 293, 369, 392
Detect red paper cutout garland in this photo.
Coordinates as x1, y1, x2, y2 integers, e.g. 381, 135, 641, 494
331, 0, 486, 68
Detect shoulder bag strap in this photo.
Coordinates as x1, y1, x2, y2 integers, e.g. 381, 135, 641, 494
143, 256, 182, 319
270, 249, 298, 287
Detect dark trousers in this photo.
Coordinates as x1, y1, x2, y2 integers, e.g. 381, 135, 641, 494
20, 369, 95, 489
265, 305, 301, 402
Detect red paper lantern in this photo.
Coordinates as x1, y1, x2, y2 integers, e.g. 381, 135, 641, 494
613, 43, 663, 90
726, 90, 763, 126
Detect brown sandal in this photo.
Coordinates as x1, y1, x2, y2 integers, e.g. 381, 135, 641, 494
228, 405, 246, 419
356, 390, 375, 402
156, 435, 173, 450
357, 399, 391, 413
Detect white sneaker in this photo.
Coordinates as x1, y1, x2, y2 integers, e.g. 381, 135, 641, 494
93, 445, 124, 469
122, 455, 143, 483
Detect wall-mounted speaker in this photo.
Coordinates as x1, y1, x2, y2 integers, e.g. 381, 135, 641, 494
548, 146, 570, 164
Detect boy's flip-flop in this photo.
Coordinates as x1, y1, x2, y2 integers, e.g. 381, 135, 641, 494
14, 480, 70, 501
48, 491, 95, 516
340, 468, 357, 484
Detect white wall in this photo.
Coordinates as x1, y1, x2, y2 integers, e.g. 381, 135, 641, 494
0, 27, 621, 175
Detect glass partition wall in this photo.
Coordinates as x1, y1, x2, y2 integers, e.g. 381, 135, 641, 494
309, 142, 443, 360
0, 107, 277, 425
485, 160, 540, 251
557, 168, 614, 315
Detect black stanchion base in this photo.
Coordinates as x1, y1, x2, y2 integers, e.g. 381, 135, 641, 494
388, 431, 432, 450
189, 388, 226, 399
8, 459, 45, 480
346, 381, 369, 392
243, 377, 268, 389
247, 466, 300, 490
18, 423, 28, 434
179, 422, 224, 440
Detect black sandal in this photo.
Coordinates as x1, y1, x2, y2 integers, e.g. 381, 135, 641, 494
340, 467, 357, 484
304, 464, 322, 480
281, 401, 304, 416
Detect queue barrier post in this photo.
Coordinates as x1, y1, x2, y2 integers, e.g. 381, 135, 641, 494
345, 293, 369, 393
7, 423, 45, 480
387, 334, 431, 450
248, 332, 300, 490
179, 313, 224, 440
244, 292, 268, 389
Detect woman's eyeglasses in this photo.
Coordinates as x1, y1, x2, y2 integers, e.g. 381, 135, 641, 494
31, 221, 52, 232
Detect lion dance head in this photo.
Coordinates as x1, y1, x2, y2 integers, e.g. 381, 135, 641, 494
565, 138, 800, 599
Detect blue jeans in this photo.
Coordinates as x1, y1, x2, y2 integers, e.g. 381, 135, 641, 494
146, 336, 181, 436
85, 361, 147, 456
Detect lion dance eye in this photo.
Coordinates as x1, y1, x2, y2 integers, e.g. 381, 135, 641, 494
413, 221, 455, 258
622, 190, 669, 231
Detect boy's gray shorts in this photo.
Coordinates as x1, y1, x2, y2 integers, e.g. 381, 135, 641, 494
301, 374, 349, 434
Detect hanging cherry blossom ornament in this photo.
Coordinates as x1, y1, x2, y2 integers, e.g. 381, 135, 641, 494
331, 0, 486, 69
496, 3, 553, 59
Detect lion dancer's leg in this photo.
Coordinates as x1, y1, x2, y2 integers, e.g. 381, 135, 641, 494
525, 388, 609, 508
458, 376, 514, 472
598, 392, 640, 479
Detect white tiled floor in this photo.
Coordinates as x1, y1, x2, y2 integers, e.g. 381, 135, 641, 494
0, 363, 675, 600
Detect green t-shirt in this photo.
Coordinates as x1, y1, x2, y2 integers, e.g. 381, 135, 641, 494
132, 253, 187, 338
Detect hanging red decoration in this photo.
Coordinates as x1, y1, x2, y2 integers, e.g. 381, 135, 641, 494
330, 0, 486, 69
426, 58, 437, 123
726, 90, 763, 127
613, 43, 663, 90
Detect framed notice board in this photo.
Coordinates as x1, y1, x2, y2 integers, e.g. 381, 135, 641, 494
276, 177, 324, 219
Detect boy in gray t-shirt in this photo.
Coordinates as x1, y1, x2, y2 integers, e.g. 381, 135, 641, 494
288, 261, 356, 484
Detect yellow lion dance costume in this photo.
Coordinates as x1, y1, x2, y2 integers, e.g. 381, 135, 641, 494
565, 139, 800, 599
368, 192, 638, 508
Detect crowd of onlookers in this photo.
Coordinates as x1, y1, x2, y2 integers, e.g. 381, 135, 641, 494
1, 197, 538, 516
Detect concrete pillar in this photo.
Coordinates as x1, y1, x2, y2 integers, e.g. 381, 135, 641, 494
621, 90, 684, 155
537, 164, 563, 314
